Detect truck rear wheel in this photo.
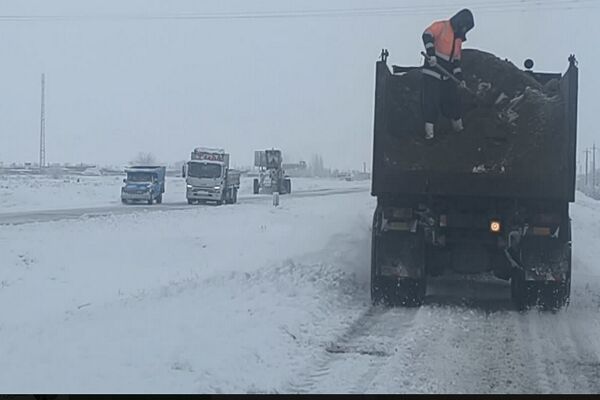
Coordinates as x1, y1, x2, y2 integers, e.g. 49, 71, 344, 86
284, 179, 292, 194
253, 179, 259, 195
511, 225, 571, 311
511, 270, 570, 311
370, 206, 426, 307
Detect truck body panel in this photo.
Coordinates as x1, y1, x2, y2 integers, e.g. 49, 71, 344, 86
372, 55, 578, 202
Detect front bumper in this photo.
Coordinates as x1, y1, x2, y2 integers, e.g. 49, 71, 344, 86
187, 188, 222, 200
121, 191, 152, 201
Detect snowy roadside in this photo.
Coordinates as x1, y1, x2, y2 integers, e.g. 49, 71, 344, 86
0, 189, 375, 393
3, 186, 600, 393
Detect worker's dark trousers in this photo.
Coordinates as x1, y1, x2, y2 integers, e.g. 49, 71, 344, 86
422, 74, 462, 124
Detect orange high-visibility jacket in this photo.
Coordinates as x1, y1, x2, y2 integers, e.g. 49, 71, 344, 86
422, 20, 463, 81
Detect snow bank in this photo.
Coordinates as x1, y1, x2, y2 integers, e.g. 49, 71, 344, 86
0, 188, 375, 393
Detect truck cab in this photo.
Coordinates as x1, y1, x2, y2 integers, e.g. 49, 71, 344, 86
184, 148, 240, 205
121, 166, 166, 205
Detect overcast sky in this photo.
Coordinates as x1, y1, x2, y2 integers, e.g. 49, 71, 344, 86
0, 0, 597, 170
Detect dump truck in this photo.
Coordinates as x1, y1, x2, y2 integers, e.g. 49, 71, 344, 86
121, 166, 166, 205
370, 49, 578, 310
183, 147, 240, 205
253, 149, 292, 195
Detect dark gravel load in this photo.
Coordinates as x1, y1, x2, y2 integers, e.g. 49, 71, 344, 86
383, 48, 567, 177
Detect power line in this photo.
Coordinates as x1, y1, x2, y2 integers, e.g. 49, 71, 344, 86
0, 0, 597, 22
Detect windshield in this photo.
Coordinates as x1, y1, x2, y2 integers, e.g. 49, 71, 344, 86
127, 172, 154, 183
188, 162, 222, 179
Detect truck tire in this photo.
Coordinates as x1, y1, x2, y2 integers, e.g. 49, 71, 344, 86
370, 206, 426, 307
121, 199, 129, 205
511, 269, 570, 311
225, 188, 236, 204
510, 268, 528, 311
156, 194, 163, 204
284, 179, 292, 194
187, 198, 194, 205
511, 222, 571, 311
147, 193, 153, 205
253, 179, 259, 195
232, 188, 238, 204
371, 207, 387, 304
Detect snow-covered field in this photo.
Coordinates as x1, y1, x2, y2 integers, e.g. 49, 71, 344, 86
0, 174, 366, 213
2, 176, 600, 393
0, 177, 373, 393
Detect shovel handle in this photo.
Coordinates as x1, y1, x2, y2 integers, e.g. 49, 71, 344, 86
421, 51, 490, 100
420, 51, 460, 83
420, 51, 477, 96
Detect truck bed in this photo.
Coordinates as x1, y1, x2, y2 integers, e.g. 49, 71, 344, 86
371, 50, 578, 201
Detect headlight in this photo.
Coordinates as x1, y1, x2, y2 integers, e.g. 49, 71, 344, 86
186, 184, 193, 189
214, 186, 221, 190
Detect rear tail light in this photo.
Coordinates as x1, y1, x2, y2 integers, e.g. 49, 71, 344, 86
490, 220, 501, 233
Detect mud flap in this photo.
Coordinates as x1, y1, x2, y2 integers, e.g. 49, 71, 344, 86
371, 206, 426, 307
511, 234, 571, 311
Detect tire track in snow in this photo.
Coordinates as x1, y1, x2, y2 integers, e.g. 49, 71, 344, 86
523, 311, 600, 393
467, 312, 541, 393
363, 305, 543, 394
287, 306, 421, 394
564, 318, 600, 393
408, 309, 543, 394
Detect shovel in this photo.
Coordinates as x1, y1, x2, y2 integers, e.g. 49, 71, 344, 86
420, 51, 513, 125
420, 51, 481, 97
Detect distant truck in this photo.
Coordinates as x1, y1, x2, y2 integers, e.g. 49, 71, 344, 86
121, 166, 166, 205
183, 147, 240, 205
253, 149, 292, 195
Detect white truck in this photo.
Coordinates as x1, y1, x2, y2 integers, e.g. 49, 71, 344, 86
183, 147, 240, 205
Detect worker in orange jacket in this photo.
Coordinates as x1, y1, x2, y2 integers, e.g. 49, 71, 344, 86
422, 9, 474, 140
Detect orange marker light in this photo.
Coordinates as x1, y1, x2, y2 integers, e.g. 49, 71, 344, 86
490, 220, 501, 233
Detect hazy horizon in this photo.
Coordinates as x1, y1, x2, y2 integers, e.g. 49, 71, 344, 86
0, 0, 597, 171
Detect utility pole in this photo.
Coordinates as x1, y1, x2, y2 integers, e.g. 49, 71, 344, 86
594, 143, 598, 194
583, 148, 590, 186
39, 73, 46, 169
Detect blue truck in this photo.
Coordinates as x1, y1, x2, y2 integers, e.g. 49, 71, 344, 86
121, 166, 166, 205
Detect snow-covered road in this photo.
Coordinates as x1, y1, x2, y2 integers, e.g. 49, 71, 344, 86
0, 186, 368, 225
1, 178, 600, 393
